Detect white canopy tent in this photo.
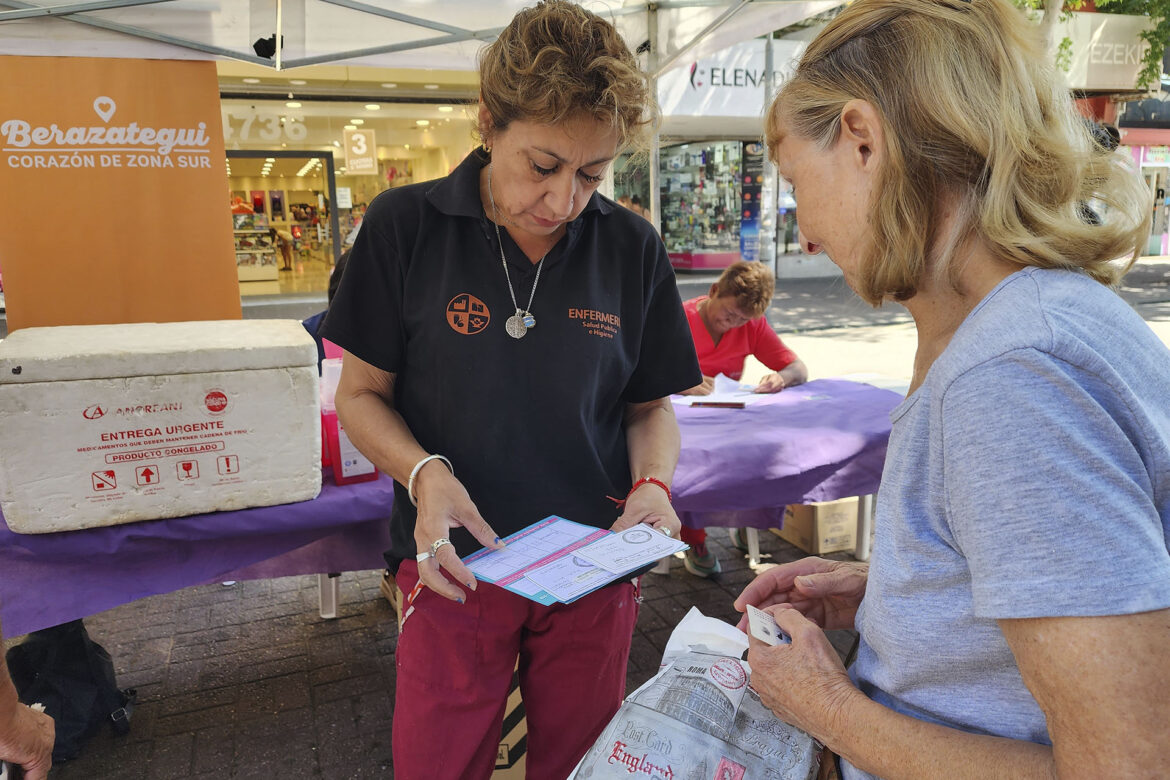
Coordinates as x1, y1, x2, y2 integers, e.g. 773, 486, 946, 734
0, 0, 840, 235
0, 0, 837, 74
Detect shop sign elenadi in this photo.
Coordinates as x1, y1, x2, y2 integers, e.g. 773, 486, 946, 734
658, 38, 807, 118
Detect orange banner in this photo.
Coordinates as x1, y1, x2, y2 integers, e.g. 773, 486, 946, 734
0, 56, 241, 331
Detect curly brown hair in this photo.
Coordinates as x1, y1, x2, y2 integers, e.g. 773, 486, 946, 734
477, 0, 656, 151
714, 261, 774, 318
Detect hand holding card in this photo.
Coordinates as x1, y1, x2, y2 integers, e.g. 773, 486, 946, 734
746, 604, 791, 646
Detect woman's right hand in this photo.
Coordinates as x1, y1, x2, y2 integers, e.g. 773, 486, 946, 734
412, 460, 504, 604
734, 556, 869, 631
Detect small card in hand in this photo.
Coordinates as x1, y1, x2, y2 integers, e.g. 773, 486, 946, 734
747, 604, 791, 646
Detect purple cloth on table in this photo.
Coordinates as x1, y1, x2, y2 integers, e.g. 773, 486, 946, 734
0, 379, 897, 636
674, 379, 900, 529
0, 473, 395, 636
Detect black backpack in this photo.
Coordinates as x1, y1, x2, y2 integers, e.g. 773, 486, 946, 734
4, 620, 136, 762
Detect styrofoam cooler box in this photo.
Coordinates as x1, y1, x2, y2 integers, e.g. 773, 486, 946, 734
0, 320, 322, 534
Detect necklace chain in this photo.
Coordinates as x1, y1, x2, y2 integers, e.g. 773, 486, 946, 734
487, 163, 545, 338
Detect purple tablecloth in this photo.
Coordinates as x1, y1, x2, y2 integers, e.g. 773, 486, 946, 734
0, 379, 899, 636
0, 474, 397, 636
673, 379, 900, 529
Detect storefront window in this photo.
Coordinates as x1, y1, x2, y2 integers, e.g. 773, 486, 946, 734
660, 141, 743, 269
221, 97, 476, 295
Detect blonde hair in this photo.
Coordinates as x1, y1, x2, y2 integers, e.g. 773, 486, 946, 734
714, 261, 775, 318
478, 0, 656, 152
765, 0, 1150, 304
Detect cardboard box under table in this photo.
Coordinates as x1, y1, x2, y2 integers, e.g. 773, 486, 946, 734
774, 497, 859, 554
0, 320, 321, 534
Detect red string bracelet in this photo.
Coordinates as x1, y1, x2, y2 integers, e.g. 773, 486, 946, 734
607, 476, 672, 509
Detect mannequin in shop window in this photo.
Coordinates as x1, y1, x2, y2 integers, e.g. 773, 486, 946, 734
269, 227, 295, 271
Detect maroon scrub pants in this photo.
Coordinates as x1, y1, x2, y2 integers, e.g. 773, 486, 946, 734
392, 559, 640, 779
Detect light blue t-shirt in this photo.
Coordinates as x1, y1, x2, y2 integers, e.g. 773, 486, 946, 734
844, 267, 1170, 780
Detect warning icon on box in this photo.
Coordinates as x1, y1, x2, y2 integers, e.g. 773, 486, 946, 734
135, 465, 160, 486
91, 470, 117, 491
176, 461, 199, 480
217, 455, 239, 475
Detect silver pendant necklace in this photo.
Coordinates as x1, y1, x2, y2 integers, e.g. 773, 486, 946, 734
488, 163, 545, 340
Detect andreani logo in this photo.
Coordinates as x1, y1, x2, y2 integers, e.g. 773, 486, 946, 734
2, 96, 212, 170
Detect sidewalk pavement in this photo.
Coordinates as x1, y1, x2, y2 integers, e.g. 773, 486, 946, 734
24, 526, 854, 779
4, 255, 1169, 778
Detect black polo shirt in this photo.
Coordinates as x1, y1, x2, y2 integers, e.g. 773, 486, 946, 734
321, 150, 701, 570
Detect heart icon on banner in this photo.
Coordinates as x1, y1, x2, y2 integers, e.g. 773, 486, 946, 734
93, 96, 116, 123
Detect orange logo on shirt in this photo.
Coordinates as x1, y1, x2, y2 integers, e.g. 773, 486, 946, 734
446, 294, 490, 335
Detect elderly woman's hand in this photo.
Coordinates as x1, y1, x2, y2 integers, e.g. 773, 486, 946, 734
734, 556, 868, 632
412, 461, 503, 603
747, 605, 859, 741
0, 701, 54, 780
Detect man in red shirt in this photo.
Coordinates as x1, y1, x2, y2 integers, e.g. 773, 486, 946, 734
678, 261, 808, 576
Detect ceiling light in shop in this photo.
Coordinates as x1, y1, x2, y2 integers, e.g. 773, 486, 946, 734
364, 104, 380, 111
424, 84, 439, 90
381, 83, 397, 88
286, 102, 301, 108
265, 157, 275, 162
289, 79, 307, 85
344, 125, 356, 131
243, 78, 260, 84
438, 106, 453, 113
350, 119, 365, 125
333, 140, 341, 147
416, 119, 430, 126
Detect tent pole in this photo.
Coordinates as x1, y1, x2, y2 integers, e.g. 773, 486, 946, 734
648, 2, 661, 236
764, 33, 778, 275
275, 0, 283, 71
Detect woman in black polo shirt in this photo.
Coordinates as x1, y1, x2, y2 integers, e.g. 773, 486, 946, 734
321, 2, 701, 776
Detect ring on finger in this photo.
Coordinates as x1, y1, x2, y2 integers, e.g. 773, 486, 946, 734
431, 537, 453, 556
415, 551, 434, 563
661, 527, 673, 538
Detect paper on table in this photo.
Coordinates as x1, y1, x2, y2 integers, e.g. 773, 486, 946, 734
672, 373, 768, 407
574, 523, 688, 574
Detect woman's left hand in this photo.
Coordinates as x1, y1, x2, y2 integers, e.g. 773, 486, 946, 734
754, 372, 787, 394
747, 604, 859, 741
612, 481, 681, 538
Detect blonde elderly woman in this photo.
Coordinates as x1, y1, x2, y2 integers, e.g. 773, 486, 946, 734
735, 1, 1170, 778
321, 1, 700, 776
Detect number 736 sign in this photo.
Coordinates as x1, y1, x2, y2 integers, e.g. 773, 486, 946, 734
344, 128, 378, 175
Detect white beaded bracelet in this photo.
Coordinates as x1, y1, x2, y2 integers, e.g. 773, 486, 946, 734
407, 454, 453, 507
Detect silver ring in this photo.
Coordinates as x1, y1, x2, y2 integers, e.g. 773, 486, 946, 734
430, 537, 453, 556
415, 551, 434, 563
661, 527, 672, 538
